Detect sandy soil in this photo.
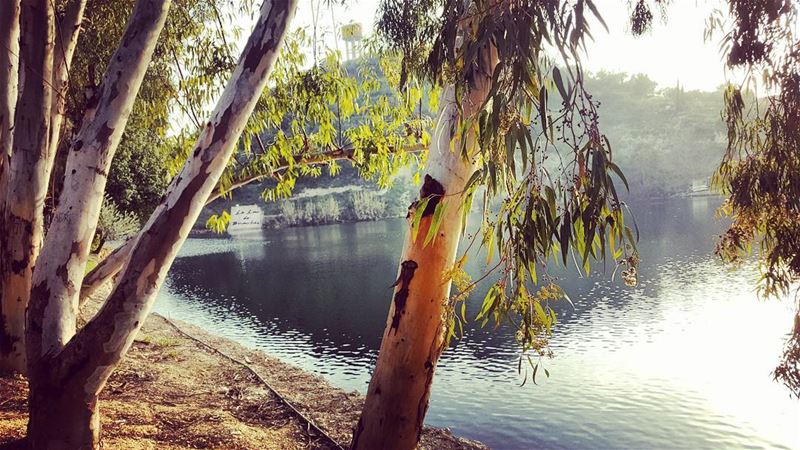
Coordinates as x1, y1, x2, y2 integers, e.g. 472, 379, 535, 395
0, 287, 487, 450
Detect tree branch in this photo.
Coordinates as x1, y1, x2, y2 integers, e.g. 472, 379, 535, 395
56, 0, 298, 396
79, 140, 424, 304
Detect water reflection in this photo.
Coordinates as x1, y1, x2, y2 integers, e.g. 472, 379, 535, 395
156, 198, 799, 449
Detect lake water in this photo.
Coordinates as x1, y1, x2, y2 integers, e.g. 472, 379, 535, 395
155, 197, 799, 449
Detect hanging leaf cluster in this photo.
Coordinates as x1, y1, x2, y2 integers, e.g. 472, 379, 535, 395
375, 0, 639, 377
205, 31, 437, 227
705, 0, 799, 396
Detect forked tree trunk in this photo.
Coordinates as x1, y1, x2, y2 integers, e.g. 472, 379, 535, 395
28, 0, 170, 365
351, 48, 496, 450
0, 0, 54, 375
26, 0, 296, 446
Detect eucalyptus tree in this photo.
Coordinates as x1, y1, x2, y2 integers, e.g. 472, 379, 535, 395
0, 0, 301, 445
352, 0, 638, 448
0, 0, 241, 373
0, 0, 60, 375
2, 0, 435, 443
357, 0, 800, 444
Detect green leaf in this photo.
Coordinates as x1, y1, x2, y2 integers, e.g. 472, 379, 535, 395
585, 0, 609, 32
424, 200, 448, 247
553, 67, 569, 101
411, 196, 431, 243
608, 162, 629, 191
559, 212, 571, 266
538, 85, 549, 138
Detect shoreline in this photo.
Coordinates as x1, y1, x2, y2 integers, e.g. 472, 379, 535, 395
193, 193, 724, 237
0, 286, 487, 449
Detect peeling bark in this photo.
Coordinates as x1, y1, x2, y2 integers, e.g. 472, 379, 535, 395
352, 43, 497, 450
28, 0, 297, 446
390, 260, 418, 332
0, 0, 54, 375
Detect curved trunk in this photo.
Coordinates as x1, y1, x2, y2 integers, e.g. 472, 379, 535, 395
0, 0, 54, 374
28, 0, 297, 446
79, 238, 131, 304
352, 48, 496, 450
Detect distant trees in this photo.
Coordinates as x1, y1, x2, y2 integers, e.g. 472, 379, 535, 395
585, 72, 726, 196
277, 189, 404, 225
280, 196, 341, 225
350, 191, 386, 220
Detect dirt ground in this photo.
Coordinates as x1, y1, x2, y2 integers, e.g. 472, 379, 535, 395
0, 287, 487, 450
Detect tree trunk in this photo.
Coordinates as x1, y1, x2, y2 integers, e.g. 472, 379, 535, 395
27, 372, 100, 449
28, 0, 170, 365
26, 0, 297, 446
0, 0, 20, 205
0, 0, 21, 374
79, 238, 131, 304
351, 48, 496, 450
47, 0, 87, 158
0, 0, 54, 374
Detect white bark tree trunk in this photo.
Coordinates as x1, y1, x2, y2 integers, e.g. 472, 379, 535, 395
0, 0, 54, 375
28, 0, 171, 366
352, 46, 496, 450
0, 0, 21, 373
47, 0, 87, 157
0, 0, 20, 206
26, 0, 297, 446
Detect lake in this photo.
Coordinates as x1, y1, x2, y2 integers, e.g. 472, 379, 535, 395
155, 197, 799, 449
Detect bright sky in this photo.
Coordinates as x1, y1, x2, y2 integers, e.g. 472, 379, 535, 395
283, 0, 734, 92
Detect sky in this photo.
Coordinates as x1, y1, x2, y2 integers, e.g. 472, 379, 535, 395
281, 0, 735, 92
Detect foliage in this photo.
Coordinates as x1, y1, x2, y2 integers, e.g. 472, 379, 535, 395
220, 31, 432, 201
57, 0, 259, 221
374, 0, 640, 382
701, 0, 799, 395
585, 73, 726, 196
105, 113, 171, 221
203, 31, 434, 230
92, 196, 140, 253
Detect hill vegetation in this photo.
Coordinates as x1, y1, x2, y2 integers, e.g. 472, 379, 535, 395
199, 69, 726, 229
